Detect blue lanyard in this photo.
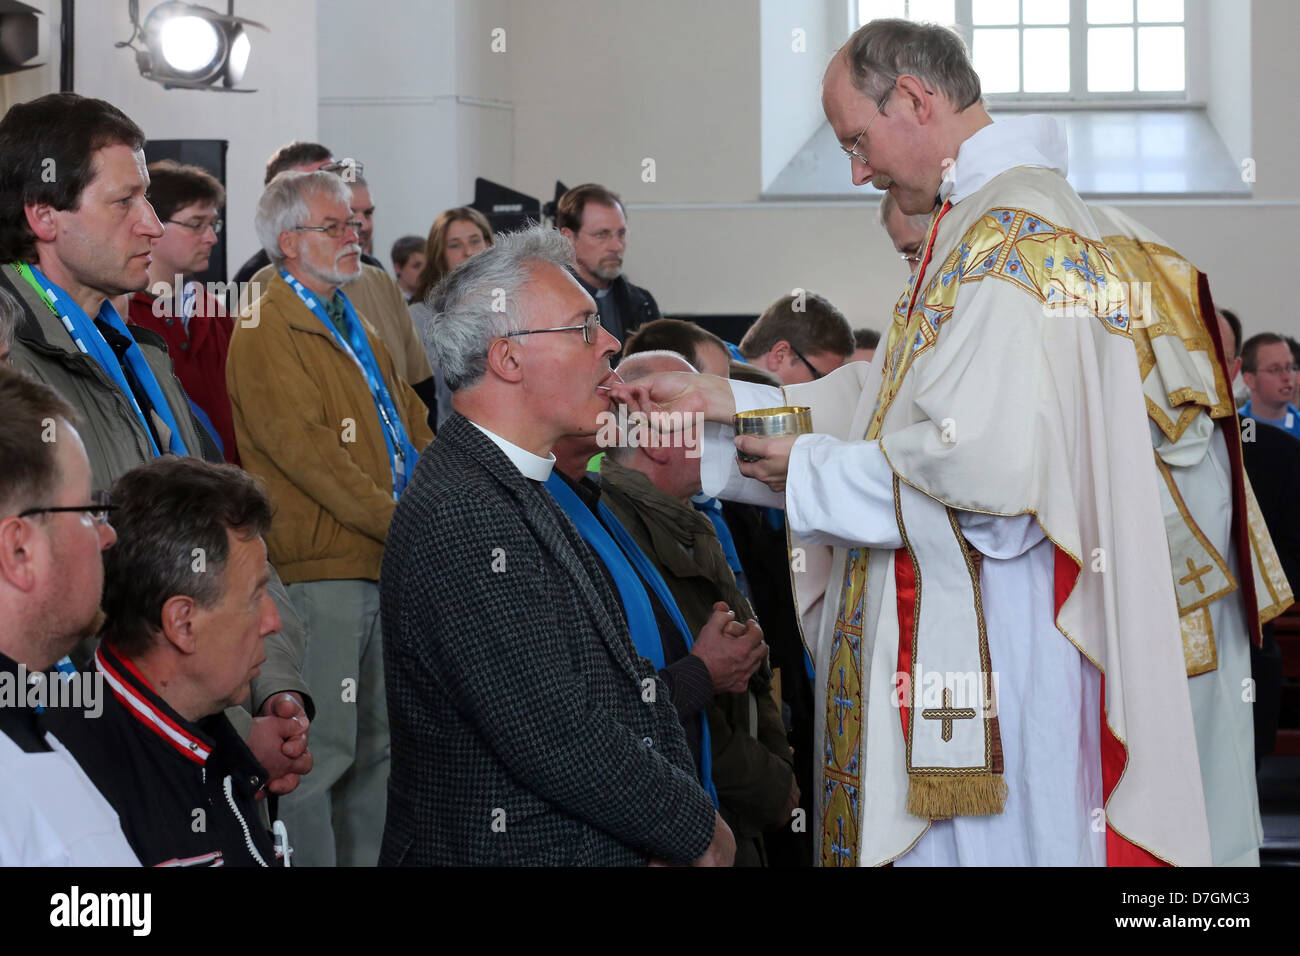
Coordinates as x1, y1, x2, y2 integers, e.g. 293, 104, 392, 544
546, 473, 718, 807
280, 270, 416, 498
16, 262, 188, 457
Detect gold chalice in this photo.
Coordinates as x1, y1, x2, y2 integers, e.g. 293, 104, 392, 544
733, 406, 813, 462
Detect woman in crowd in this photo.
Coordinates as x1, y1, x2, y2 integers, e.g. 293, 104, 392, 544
409, 207, 495, 427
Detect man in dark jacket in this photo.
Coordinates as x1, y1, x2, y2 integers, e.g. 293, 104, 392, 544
48, 457, 287, 866
556, 183, 660, 345
381, 225, 732, 866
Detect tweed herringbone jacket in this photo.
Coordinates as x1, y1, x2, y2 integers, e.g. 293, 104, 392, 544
379, 414, 717, 866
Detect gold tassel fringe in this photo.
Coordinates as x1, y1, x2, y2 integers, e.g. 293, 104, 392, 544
906, 772, 1008, 820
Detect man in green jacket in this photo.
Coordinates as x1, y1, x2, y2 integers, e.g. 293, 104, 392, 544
599, 350, 799, 866
0, 92, 314, 804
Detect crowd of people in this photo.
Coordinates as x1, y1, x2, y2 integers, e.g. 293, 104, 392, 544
0, 17, 1296, 868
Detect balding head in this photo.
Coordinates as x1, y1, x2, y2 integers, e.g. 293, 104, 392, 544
616, 349, 697, 382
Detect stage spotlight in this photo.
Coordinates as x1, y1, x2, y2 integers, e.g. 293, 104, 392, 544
116, 0, 266, 92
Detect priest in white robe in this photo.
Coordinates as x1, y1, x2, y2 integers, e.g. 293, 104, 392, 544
611, 19, 1212, 866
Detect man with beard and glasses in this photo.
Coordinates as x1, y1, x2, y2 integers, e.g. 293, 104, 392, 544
227, 170, 433, 866
556, 184, 660, 347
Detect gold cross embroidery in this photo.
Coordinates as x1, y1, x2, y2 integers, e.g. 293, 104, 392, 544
1179, 556, 1213, 594
921, 689, 977, 742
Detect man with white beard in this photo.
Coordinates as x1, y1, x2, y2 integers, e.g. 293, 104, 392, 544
227, 171, 433, 866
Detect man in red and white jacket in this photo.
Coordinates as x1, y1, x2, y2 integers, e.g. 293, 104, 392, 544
48, 456, 295, 866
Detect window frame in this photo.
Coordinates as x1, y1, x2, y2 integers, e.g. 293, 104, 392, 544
851, 0, 1207, 109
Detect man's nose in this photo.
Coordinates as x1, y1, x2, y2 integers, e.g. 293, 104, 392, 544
139, 200, 165, 239
596, 324, 620, 357
261, 593, 282, 637
852, 155, 873, 187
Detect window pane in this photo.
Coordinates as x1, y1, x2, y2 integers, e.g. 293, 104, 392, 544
1023, 27, 1070, 92
1088, 26, 1134, 91
859, 0, 906, 26
1137, 0, 1183, 22
973, 28, 1021, 92
972, 0, 1019, 25
1138, 25, 1184, 90
1023, 0, 1070, 24
1088, 0, 1134, 24
909, 0, 956, 24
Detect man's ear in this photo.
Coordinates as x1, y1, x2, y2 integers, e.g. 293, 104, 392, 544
0, 516, 40, 593
25, 202, 58, 244
560, 227, 576, 243
158, 594, 199, 654
765, 341, 791, 372
484, 335, 524, 384
897, 73, 934, 123
278, 231, 298, 266
1230, 357, 1242, 382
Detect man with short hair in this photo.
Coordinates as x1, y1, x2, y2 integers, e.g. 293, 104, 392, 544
556, 183, 661, 344
616, 18, 1212, 866
47, 457, 288, 867
0, 92, 316, 802
1240, 332, 1300, 439
381, 225, 731, 866
851, 328, 879, 364
240, 143, 436, 424
1220, 312, 1300, 767
600, 350, 797, 866
624, 318, 732, 378
737, 291, 855, 385
879, 189, 930, 274
349, 176, 377, 258
127, 160, 239, 464
229, 169, 433, 867
391, 235, 425, 302
0, 367, 140, 865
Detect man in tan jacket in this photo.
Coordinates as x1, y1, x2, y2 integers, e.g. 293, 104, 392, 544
228, 170, 432, 867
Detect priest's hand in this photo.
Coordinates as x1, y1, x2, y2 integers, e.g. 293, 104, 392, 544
606, 370, 737, 425
692, 601, 767, 693
734, 433, 797, 492
249, 692, 314, 798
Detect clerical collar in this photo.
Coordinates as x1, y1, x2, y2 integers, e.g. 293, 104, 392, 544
939, 114, 1069, 206
469, 421, 555, 482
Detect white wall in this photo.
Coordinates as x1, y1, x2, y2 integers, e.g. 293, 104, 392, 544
1206, 0, 1251, 176
318, 0, 512, 267
504, 0, 1300, 340
64, 0, 318, 273
760, 0, 840, 190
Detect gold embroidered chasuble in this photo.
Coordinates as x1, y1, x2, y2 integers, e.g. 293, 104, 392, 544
759, 165, 1213, 867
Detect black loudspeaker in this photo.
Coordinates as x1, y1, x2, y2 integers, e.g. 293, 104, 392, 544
142, 139, 229, 288
0, 0, 40, 75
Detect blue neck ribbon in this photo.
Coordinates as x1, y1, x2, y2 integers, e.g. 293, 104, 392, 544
281, 270, 417, 498
546, 472, 717, 807
21, 263, 188, 457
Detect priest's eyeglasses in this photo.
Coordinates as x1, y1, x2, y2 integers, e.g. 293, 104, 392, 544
18, 490, 116, 525
504, 313, 603, 346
